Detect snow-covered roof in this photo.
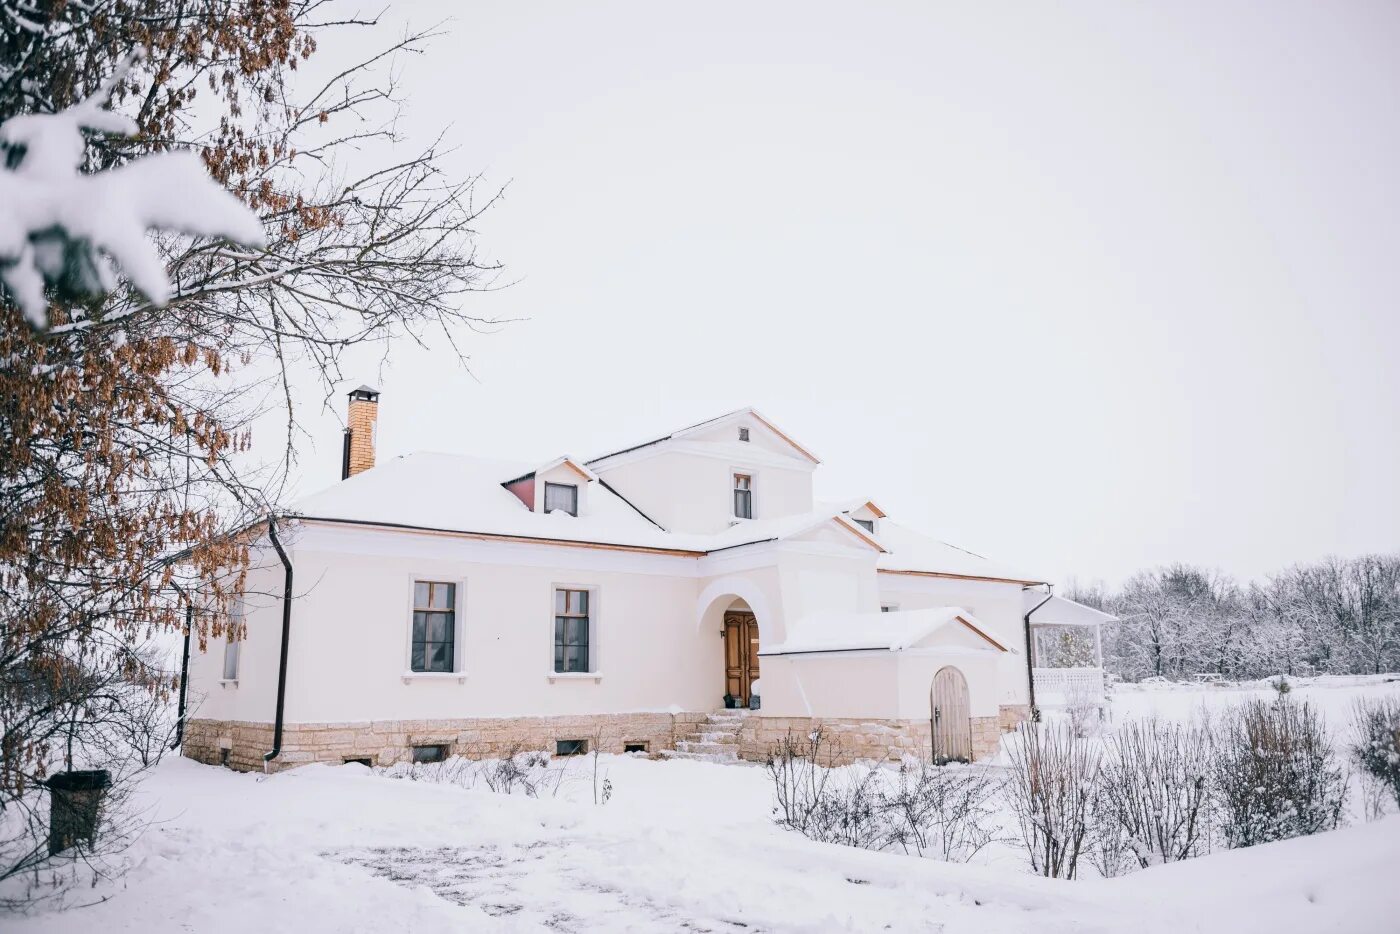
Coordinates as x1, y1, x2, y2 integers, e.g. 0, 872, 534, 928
291, 453, 689, 551
288, 451, 1041, 583
1026, 594, 1117, 627
873, 518, 1043, 584
586, 407, 820, 466
761, 607, 1007, 655
505, 455, 599, 485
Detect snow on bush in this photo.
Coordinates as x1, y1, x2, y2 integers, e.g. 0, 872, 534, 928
765, 728, 1005, 861
0, 52, 263, 330
1211, 697, 1347, 848
1004, 721, 1101, 879
1091, 717, 1213, 875
1350, 696, 1400, 813
379, 749, 567, 799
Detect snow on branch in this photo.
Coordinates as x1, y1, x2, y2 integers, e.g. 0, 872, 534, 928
0, 50, 264, 330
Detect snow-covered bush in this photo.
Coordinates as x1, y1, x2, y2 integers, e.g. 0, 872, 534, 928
1004, 722, 1101, 879
380, 748, 564, 799
1211, 698, 1347, 848
766, 729, 882, 848
1350, 696, 1400, 812
1093, 718, 1213, 873
1064, 683, 1102, 739
879, 760, 1004, 861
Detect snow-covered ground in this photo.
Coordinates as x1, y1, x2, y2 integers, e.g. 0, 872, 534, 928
11, 677, 1400, 933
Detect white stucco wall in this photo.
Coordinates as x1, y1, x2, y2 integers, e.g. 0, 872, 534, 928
596, 447, 815, 535
186, 523, 1030, 731
876, 574, 1031, 708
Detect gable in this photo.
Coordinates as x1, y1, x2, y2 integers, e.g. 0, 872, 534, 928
910, 615, 1008, 653
787, 517, 885, 552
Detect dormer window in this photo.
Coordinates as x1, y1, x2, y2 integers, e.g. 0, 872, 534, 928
738, 427, 750, 442
733, 473, 754, 519
544, 482, 578, 516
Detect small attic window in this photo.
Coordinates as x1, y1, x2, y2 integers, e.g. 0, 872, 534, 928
853, 518, 875, 533
544, 482, 578, 516
738, 427, 750, 442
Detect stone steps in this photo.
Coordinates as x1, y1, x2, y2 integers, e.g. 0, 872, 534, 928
662, 708, 750, 763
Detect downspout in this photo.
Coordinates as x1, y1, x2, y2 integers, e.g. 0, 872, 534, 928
169, 582, 193, 750
264, 516, 294, 771
1023, 586, 1054, 721
341, 428, 352, 481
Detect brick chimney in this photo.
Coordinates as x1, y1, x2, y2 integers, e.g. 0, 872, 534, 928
343, 385, 380, 479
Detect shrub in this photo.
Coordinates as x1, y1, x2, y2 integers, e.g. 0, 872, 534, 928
1350, 696, 1400, 812
766, 729, 886, 848
880, 760, 1004, 861
1212, 698, 1346, 848
1095, 718, 1213, 871
1005, 723, 1101, 879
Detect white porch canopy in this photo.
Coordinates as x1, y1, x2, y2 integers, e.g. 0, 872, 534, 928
1026, 594, 1116, 703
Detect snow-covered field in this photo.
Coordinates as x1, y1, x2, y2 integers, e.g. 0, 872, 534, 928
11, 677, 1400, 933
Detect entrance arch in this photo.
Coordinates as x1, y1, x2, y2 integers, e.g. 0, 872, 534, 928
930, 666, 972, 763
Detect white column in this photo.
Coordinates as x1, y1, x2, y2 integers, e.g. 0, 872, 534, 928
1093, 624, 1103, 668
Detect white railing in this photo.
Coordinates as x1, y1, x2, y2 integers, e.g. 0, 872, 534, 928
1032, 666, 1105, 701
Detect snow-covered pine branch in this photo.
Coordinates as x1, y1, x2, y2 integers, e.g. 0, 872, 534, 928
0, 51, 264, 330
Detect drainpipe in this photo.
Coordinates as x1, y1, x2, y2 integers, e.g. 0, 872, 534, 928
169, 582, 193, 750
1023, 585, 1054, 722
264, 516, 294, 771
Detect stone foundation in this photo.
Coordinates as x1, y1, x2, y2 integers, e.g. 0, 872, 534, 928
999, 703, 1032, 732
184, 713, 686, 772
185, 703, 1033, 772
735, 704, 1031, 766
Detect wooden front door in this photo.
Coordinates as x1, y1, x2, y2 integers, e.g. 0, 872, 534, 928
931, 666, 972, 763
723, 612, 761, 705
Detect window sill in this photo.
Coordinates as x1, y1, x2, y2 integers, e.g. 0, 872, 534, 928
547, 672, 603, 683
401, 672, 467, 684
219, 679, 238, 689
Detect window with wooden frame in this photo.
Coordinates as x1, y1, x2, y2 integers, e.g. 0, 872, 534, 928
543, 482, 578, 516
733, 473, 754, 519
553, 588, 590, 673
411, 581, 456, 673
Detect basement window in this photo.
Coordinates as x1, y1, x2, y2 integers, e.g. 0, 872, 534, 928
555, 739, 588, 757
343, 757, 373, 768
623, 742, 648, 754
411, 744, 448, 764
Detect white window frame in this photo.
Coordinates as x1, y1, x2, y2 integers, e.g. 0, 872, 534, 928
732, 470, 756, 520
402, 575, 467, 683
548, 582, 601, 681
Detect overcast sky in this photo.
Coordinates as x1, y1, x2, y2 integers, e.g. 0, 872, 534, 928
282, 1, 1400, 588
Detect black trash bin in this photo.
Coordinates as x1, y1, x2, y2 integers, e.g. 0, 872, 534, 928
44, 769, 111, 855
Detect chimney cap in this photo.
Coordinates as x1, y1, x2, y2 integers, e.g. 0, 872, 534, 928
348, 385, 380, 402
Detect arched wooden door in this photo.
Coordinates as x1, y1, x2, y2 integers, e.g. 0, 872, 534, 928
930, 666, 972, 763
723, 611, 760, 705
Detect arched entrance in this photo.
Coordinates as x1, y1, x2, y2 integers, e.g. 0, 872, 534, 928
723, 601, 760, 707
930, 666, 971, 763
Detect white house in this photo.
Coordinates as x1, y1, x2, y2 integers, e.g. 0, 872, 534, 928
183, 390, 1103, 771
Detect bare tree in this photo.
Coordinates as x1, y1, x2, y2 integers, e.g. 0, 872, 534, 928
2, 1, 502, 894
